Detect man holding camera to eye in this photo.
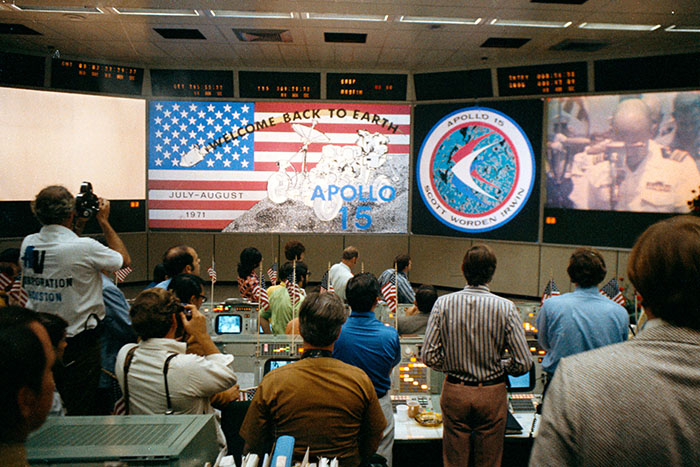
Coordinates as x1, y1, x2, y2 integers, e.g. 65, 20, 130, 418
116, 288, 237, 457
20, 184, 130, 416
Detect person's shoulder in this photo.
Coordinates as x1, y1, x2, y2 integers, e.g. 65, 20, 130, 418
561, 339, 635, 371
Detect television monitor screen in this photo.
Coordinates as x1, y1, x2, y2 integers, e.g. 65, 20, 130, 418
263, 358, 298, 375
215, 314, 242, 334
507, 366, 536, 392
545, 91, 700, 214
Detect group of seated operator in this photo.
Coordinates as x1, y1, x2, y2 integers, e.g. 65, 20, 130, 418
2, 184, 700, 467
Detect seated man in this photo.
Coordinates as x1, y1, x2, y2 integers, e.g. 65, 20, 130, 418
155, 245, 201, 289
378, 254, 415, 304
260, 261, 308, 334
240, 293, 385, 466
0, 307, 56, 464
398, 284, 438, 335
115, 288, 237, 454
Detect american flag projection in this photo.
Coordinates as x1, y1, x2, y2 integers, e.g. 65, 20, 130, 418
252, 275, 269, 311
147, 101, 411, 231
540, 278, 560, 305
381, 273, 398, 315
114, 266, 133, 283
320, 270, 334, 294
600, 278, 626, 306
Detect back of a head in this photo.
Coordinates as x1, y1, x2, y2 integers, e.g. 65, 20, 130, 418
628, 215, 700, 330
238, 247, 262, 278
299, 292, 347, 347
280, 261, 308, 281
168, 273, 205, 304
462, 245, 497, 286
415, 285, 438, 314
395, 254, 411, 272
162, 246, 194, 278
31, 185, 74, 226
36, 312, 68, 349
152, 263, 167, 284
0, 307, 46, 443
342, 246, 359, 261
130, 288, 179, 340
345, 273, 380, 313
567, 248, 607, 288
284, 241, 305, 261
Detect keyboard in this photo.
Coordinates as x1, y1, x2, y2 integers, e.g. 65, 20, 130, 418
509, 393, 537, 412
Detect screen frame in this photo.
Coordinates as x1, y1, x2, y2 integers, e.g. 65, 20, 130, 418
263, 357, 299, 375
506, 365, 536, 393
214, 314, 243, 335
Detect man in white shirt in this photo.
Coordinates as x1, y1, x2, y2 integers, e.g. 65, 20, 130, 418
328, 246, 359, 302
116, 288, 237, 454
20, 185, 130, 415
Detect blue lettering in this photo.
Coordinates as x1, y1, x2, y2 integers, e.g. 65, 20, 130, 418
311, 185, 325, 201
358, 185, 378, 202
379, 186, 396, 201
341, 185, 357, 202
328, 185, 340, 200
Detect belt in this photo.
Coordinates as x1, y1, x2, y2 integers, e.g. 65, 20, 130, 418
446, 374, 506, 387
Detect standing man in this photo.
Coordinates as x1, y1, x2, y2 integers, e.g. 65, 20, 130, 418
422, 245, 531, 467
333, 273, 401, 466
154, 245, 201, 289
240, 293, 385, 466
536, 248, 628, 394
329, 246, 359, 302
378, 254, 415, 304
20, 185, 130, 415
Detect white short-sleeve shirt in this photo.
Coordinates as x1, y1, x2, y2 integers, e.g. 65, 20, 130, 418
20, 224, 123, 337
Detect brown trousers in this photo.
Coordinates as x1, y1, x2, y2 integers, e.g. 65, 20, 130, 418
440, 378, 508, 467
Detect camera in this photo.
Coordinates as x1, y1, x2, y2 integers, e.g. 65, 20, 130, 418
74, 182, 100, 219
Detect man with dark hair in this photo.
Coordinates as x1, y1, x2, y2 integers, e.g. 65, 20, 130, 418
169, 273, 207, 309
333, 273, 401, 466
531, 216, 700, 466
241, 293, 385, 466
328, 246, 359, 302
260, 261, 308, 334
536, 247, 628, 394
283, 240, 306, 262
115, 288, 237, 455
20, 185, 130, 416
378, 254, 415, 304
398, 284, 438, 335
0, 307, 56, 463
422, 244, 531, 467
155, 245, 201, 289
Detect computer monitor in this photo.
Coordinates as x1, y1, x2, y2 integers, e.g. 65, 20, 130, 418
263, 357, 298, 375
215, 314, 242, 334
507, 365, 536, 392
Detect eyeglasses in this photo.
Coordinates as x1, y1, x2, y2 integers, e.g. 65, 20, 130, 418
198, 294, 207, 302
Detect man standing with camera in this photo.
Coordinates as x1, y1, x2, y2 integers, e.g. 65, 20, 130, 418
20, 185, 130, 415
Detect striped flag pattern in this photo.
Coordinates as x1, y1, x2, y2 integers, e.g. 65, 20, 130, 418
208, 262, 217, 283
147, 101, 411, 230
0, 272, 12, 290
267, 262, 278, 284
286, 273, 302, 304
541, 278, 560, 305
114, 266, 133, 283
253, 274, 269, 310
381, 273, 398, 315
9, 280, 28, 307
600, 278, 626, 306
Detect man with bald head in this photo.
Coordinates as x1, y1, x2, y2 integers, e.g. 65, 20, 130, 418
570, 98, 700, 212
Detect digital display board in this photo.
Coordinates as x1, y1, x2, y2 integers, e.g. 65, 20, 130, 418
147, 101, 410, 232
0, 52, 44, 87
51, 59, 143, 95
150, 69, 233, 98
327, 73, 407, 101
239, 71, 320, 99
498, 62, 587, 97
594, 53, 700, 92
414, 69, 493, 100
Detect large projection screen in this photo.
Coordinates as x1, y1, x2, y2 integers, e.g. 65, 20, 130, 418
147, 101, 411, 233
0, 87, 146, 201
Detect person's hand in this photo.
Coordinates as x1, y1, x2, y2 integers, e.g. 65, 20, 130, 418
405, 304, 419, 316
210, 384, 241, 409
95, 198, 111, 223
180, 304, 207, 340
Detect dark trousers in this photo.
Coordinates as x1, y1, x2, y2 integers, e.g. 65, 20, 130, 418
440, 378, 508, 467
54, 328, 102, 416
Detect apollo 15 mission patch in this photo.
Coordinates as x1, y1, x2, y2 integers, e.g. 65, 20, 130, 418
416, 107, 535, 233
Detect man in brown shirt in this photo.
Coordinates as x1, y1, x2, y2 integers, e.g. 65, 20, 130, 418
240, 292, 385, 466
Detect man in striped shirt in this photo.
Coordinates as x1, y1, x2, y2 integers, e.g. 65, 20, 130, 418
422, 244, 532, 467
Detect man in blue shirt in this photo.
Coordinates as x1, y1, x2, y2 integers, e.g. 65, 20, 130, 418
154, 245, 201, 289
378, 254, 415, 304
536, 247, 629, 394
333, 273, 401, 466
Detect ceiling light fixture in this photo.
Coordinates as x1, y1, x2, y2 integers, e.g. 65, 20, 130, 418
578, 22, 661, 31
210, 10, 294, 19
665, 25, 700, 33
10, 4, 104, 14
490, 18, 572, 28
304, 12, 388, 22
112, 8, 199, 17
399, 16, 482, 25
